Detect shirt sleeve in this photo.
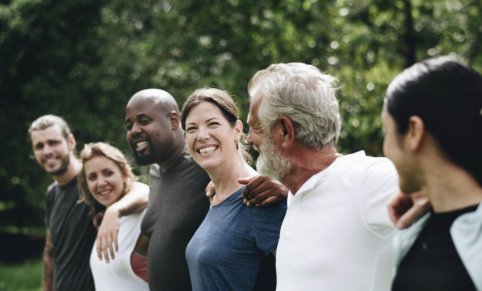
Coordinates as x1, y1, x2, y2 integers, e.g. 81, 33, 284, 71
358, 158, 398, 239
44, 183, 56, 227
248, 199, 287, 255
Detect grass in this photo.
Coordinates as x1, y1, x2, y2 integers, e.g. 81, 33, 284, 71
0, 259, 42, 291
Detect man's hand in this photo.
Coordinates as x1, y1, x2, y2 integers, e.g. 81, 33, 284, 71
238, 176, 288, 207
388, 191, 431, 229
96, 206, 120, 263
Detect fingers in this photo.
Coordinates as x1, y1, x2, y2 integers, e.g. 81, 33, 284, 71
96, 239, 102, 260
243, 189, 273, 206
388, 192, 431, 229
238, 176, 255, 185
205, 181, 215, 200
397, 196, 431, 229
108, 240, 115, 262
102, 239, 111, 263
387, 193, 413, 226
114, 234, 119, 252
240, 176, 288, 207
241, 176, 273, 196
253, 195, 284, 207
96, 233, 117, 263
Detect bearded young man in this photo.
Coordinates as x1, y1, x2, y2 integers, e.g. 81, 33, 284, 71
29, 115, 147, 291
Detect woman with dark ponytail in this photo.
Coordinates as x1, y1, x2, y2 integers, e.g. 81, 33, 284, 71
381, 56, 482, 291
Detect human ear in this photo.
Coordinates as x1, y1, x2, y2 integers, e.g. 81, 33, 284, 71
277, 116, 296, 147
168, 111, 181, 130
67, 134, 76, 151
235, 119, 243, 140
407, 116, 425, 151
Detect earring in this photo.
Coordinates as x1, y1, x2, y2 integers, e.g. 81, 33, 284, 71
235, 140, 239, 150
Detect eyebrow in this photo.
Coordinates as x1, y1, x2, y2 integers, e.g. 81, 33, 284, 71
187, 117, 220, 125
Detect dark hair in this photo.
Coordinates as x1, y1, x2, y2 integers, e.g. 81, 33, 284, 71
181, 88, 252, 164
386, 56, 482, 185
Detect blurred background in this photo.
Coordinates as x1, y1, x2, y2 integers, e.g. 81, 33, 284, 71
1, 0, 481, 289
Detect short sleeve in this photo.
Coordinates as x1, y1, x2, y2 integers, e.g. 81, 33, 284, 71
358, 158, 398, 239
249, 199, 287, 255
44, 183, 56, 227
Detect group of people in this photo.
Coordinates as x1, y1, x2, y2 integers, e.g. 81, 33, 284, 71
28, 55, 481, 291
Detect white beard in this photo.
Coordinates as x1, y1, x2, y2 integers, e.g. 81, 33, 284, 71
256, 137, 292, 182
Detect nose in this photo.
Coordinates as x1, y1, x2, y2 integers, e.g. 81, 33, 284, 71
41, 144, 54, 158
196, 126, 210, 142
97, 176, 108, 187
130, 122, 142, 134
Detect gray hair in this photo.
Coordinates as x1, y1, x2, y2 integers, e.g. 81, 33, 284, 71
248, 63, 341, 149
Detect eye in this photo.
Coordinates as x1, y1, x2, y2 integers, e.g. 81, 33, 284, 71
47, 140, 61, 147
185, 126, 197, 134
208, 121, 220, 128
34, 143, 44, 150
103, 169, 114, 177
139, 116, 151, 125
125, 121, 133, 131
87, 174, 97, 181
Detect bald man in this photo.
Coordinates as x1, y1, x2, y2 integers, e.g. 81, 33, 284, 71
125, 89, 211, 291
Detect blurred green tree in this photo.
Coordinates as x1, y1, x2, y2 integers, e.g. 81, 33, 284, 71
0, 0, 481, 234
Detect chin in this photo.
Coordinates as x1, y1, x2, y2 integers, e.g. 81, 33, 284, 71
197, 159, 218, 172
399, 179, 422, 194
133, 153, 155, 165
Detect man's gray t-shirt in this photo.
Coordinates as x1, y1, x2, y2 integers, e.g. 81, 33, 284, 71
141, 155, 210, 291
45, 178, 96, 291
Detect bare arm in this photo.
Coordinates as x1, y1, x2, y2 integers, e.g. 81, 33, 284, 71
43, 229, 54, 291
238, 176, 288, 207
388, 191, 431, 229
96, 181, 149, 262
133, 233, 149, 257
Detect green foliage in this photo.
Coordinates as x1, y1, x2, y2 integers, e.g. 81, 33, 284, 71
1, 0, 481, 231
0, 260, 42, 291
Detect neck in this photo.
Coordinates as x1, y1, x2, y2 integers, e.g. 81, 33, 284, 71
55, 156, 81, 186
157, 135, 186, 173
209, 156, 256, 205
283, 145, 339, 194
422, 159, 482, 212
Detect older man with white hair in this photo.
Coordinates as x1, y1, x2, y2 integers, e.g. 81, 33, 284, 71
246, 62, 398, 291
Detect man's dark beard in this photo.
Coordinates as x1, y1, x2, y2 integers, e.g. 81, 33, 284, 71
52, 156, 70, 176
132, 150, 155, 165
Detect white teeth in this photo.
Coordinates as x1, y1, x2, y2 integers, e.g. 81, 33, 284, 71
136, 141, 148, 151
98, 189, 111, 196
198, 146, 217, 156
97, 187, 112, 196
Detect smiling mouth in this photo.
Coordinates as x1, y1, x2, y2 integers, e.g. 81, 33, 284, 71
97, 189, 112, 196
198, 146, 218, 156
43, 157, 59, 165
135, 141, 149, 152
